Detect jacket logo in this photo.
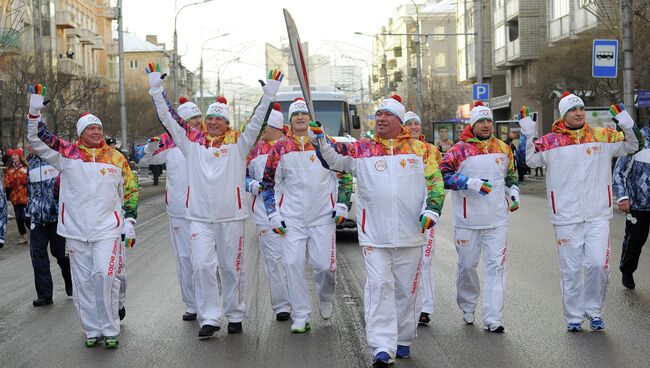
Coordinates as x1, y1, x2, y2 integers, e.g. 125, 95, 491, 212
400, 159, 406, 168
375, 160, 387, 172
363, 246, 374, 256
495, 157, 501, 165
456, 239, 470, 246
557, 238, 570, 246
586, 146, 600, 156
100, 168, 107, 176
215, 151, 221, 157
310, 154, 316, 162
100, 167, 117, 176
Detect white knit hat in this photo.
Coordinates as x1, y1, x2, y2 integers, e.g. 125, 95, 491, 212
77, 112, 103, 136
177, 96, 202, 121
403, 111, 421, 125
376, 95, 405, 123
206, 96, 229, 122
267, 103, 284, 129
289, 97, 309, 117
469, 102, 493, 126
558, 92, 584, 118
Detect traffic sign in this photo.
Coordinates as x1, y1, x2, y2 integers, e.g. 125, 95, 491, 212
592, 39, 618, 78
639, 90, 650, 108
473, 84, 489, 100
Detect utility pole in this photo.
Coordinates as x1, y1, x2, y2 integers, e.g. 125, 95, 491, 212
475, 0, 483, 85
117, 0, 127, 151
410, 1, 423, 117
621, 0, 634, 115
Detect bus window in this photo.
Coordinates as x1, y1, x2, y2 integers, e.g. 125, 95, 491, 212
277, 100, 346, 137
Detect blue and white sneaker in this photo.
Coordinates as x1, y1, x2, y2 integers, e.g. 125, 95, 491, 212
372, 351, 394, 367
396, 345, 410, 359
589, 317, 605, 331
567, 322, 582, 332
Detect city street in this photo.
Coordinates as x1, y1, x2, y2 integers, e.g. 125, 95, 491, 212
1, 180, 649, 368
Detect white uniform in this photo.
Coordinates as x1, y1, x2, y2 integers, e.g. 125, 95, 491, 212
150, 83, 277, 327
261, 134, 340, 326
138, 141, 195, 315
313, 129, 445, 359
439, 128, 517, 329
246, 140, 291, 315
524, 117, 640, 323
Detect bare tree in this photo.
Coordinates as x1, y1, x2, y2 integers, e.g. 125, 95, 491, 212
419, 75, 470, 139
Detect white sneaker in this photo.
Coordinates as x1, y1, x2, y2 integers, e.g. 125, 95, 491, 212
290, 321, 311, 333
462, 312, 475, 325
319, 301, 334, 320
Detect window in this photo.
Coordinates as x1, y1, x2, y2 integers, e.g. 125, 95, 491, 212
434, 53, 446, 67
552, 0, 570, 20
433, 26, 445, 41
129, 59, 138, 69
494, 25, 506, 49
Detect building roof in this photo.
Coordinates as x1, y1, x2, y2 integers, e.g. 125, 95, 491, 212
421, 0, 455, 13
115, 31, 164, 52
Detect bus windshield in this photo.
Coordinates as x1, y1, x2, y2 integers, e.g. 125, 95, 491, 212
278, 100, 346, 137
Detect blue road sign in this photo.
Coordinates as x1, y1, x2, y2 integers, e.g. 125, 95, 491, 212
473, 84, 489, 100
639, 90, 650, 108
592, 39, 618, 78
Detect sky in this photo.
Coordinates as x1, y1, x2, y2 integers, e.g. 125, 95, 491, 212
121, 0, 406, 96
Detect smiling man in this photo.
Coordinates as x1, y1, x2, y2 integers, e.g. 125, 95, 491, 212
521, 92, 643, 332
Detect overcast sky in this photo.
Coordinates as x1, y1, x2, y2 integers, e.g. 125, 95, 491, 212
121, 0, 404, 92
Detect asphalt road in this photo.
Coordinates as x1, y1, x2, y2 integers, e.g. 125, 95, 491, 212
1, 180, 649, 368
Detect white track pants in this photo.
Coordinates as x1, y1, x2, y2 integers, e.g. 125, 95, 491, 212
67, 237, 123, 338
282, 222, 336, 324
170, 216, 195, 314
191, 220, 245, 327
420, 227, 436, 314
258, 226, 291, 314
455, 226, 507, 327
554, 220, 611, 323
363, 246, 422, 358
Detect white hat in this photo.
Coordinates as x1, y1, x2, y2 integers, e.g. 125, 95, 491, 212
558, 92, 584, 118
469, 102, 493, 126
77, 112, 103, 136
376, 95, 405, 122
267, 103, 284, 129
403, 111, 421, 125
177, 96, 202, 121
289, 97, 309, 117
206, 96, 229, 122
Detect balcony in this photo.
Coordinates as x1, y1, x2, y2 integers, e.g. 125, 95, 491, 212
97, 7, 119, 20
67, 28, 95, 44
91, 36, 105, 50
506, 0, 519, 21
58, 57, 84, 76
494, 46, 506, 66
494, 7, 504, 26
55, 10, 77, 29
549, 15, 571, 43
506, 38, 520, 62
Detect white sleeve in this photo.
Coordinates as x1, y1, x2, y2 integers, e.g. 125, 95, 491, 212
314, 136, 355, 174
237, 93, 273, 157
149, 89, 192, 156
27, 117, 62, 171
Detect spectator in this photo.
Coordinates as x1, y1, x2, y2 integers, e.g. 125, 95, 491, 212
4, 148, 30, 244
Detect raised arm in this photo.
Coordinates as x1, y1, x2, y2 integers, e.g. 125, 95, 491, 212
119, 154, 139, 221
237, 69, 284, 157
518, 106, 545, 168
26, 84, 64, 170
609, 103, 643, 157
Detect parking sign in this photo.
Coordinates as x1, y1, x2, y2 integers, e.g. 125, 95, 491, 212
473, 84, 489, 101
592, 39, 618, 78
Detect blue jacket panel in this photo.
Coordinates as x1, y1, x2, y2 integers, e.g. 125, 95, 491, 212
27, 154, 60, 224
613, 127, 650, 211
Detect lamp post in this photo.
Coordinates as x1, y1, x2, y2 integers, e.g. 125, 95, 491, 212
173, 0, 214, 103
409, 0, 423, 117
199, 33, 230, 111
355, 31, 389, 97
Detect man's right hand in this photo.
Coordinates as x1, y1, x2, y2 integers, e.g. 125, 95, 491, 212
618, 199, 631, 213
28, 84, 49, 117
518, 105, 536, 136
261, 69, 284, 97
467, 178, 493, 196
145, 62, 166, 93
268, 212, 287, 235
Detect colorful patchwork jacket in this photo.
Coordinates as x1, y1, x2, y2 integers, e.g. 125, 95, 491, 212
0, 180, 7, 243
526, 120, 642, 225
439, 125, 518, 229
27, 153, 60, 224
3, 163, 28, 206
613, 127, 650, 212
261, 130, 353, 227
246, 139, 283, 226
27, 118, 139, 242
311, 128, 444, 248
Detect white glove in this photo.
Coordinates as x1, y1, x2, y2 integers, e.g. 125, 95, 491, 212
517, 106, 536, 136
122, 218, 136, 248
332, 203, 348, 225
466, 178, 493, 196
261, 69, 284, 98
28, 84, 48, 116
268, 212, 287, 235
419, 210, 439, 230
145, 141, 158, 155
148, 71, 164, 94
611, 103, 634, 130
248, 180, 261, 196
507, 185, 520, 212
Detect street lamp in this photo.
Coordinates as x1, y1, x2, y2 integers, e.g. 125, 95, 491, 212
199, 32, 230, 111
409, 0, 423, 117
173, 0, 215, 103
354, 31, 389, 97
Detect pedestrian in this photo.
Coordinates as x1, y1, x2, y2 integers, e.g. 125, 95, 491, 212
310, 95, 445, 367
134, 96, 204, 321
439, 102, 519, 333
145, 64, 283, 339
4, 148, 30, 244
520, 93, 643, 331
27, 83, 139, 349
246, 103, 291, 322
613, 125, 650, 289
26, 144, 72, 307
403, 111, 442, 326
261, 97, 353, 333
